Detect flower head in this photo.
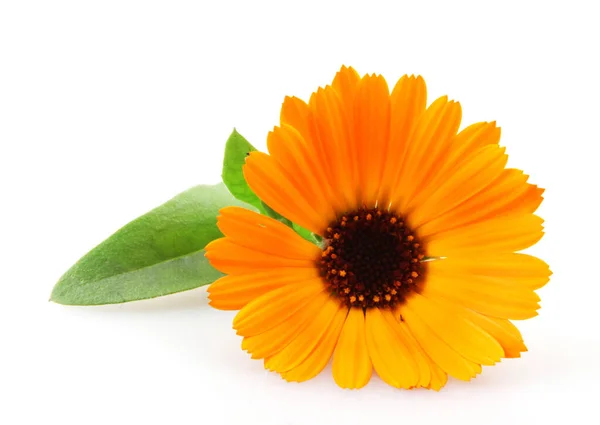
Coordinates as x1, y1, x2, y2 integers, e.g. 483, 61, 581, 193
205, 66, 549, 390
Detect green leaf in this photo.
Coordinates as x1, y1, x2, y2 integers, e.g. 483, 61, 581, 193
294, 223, 321, 245
50, 183, 248, 305
262, 201, 320, 244
221, 129, 265, 212
261, 201, 293, 227
221, 129, 320, 244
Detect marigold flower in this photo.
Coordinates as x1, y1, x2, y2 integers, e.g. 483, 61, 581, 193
205, 66, 549, 390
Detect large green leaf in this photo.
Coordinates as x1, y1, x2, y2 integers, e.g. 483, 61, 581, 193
50, 183, 248, 305
221, 129, 265, 212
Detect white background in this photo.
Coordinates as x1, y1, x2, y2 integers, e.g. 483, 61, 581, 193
1, 1, 599, 424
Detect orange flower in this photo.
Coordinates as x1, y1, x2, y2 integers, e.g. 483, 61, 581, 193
205, 66, 549, 390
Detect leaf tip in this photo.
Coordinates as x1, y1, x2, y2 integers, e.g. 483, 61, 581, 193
49, 274, 73, 305
49, 284, 63, 305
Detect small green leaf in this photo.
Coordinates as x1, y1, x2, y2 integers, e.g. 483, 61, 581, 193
221, 129, 265, 212
50, 183, 248, 305
261, 201, 293, 227
262, 201, 320, 244
312, 233, 323, 244
294, 223, 321, 245
220, 129, 320, 244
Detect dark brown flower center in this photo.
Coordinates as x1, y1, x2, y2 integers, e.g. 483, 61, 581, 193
318, 207, 426, 309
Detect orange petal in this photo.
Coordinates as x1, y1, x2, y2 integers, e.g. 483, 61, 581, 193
208, 267, 320, 310
422, 255, 548, 319
424, 283, 540, 320
400, 301, 482, 381
243, 151, 332, 235
425, 214, 545, 257
280, 306, 348, 383
241, 290, 331, 359
408, 144, 508, 228
457, 309, 528, 358
417, 168, 542, 236
386, 311, 449, 390
455, 121, 502, 156
405, 293, 528, 359
266, 126, 338, 221
310, 86, 359, 211
233, 278, 325, 337
390, 96, 462, 212
353, 74, 390, 207
382, 309, 432, 388
378, 74, 427, 203
216, 206, 321, 260
332, 307, 373, 389
427, 254, 551, 289
365, 307, 419, 389
331, 65, 361, 200
205, 238, 316, 275
265, 295, 344, 372
424, 121, 501, 193
486, 183, 544, 217
331, 66, 361, 115
280, 96, 314, 145
407, 293, 504, 365
426, 358, 449, 391
279, 96, 343, 220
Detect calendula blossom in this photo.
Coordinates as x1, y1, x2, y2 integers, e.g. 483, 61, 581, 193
205, 66, 549, 390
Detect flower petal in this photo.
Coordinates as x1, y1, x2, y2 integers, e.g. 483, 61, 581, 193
421, 254, 549, 319
280, 305, 347, 383
265, 295, 344, 372
424, 278, 540, 320
365, 307, 419, 389
422, 121, 501, 194
353, 74, 390, 207
208, 267, 320, 310
216, 206, 322, 260
406, 295, 528, 359
243, 151, 331, 235
266, 126, 338, 220
417, 168, 543, 237
205, 239, 316, 275
425, 214, 545, 257
406, 293, 504, 365
280, 96, 314, 145
426, 359, 449, 391
332, 307, 373, 389
387, 314, 449, 391
233, 278, 325, 337
427, 253, 551, 289
390, 96, 462, 212
331, 66, 361, 116
331, 66, 361, 201
458, 309, 528, 358
408, 144, 508, 229
382, 309, 432, 388
309, 86, 359, 211
378, 74, 427, 203
241, 290, 331, 359
279, 94, 348, 223
401, 300, 482, 381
